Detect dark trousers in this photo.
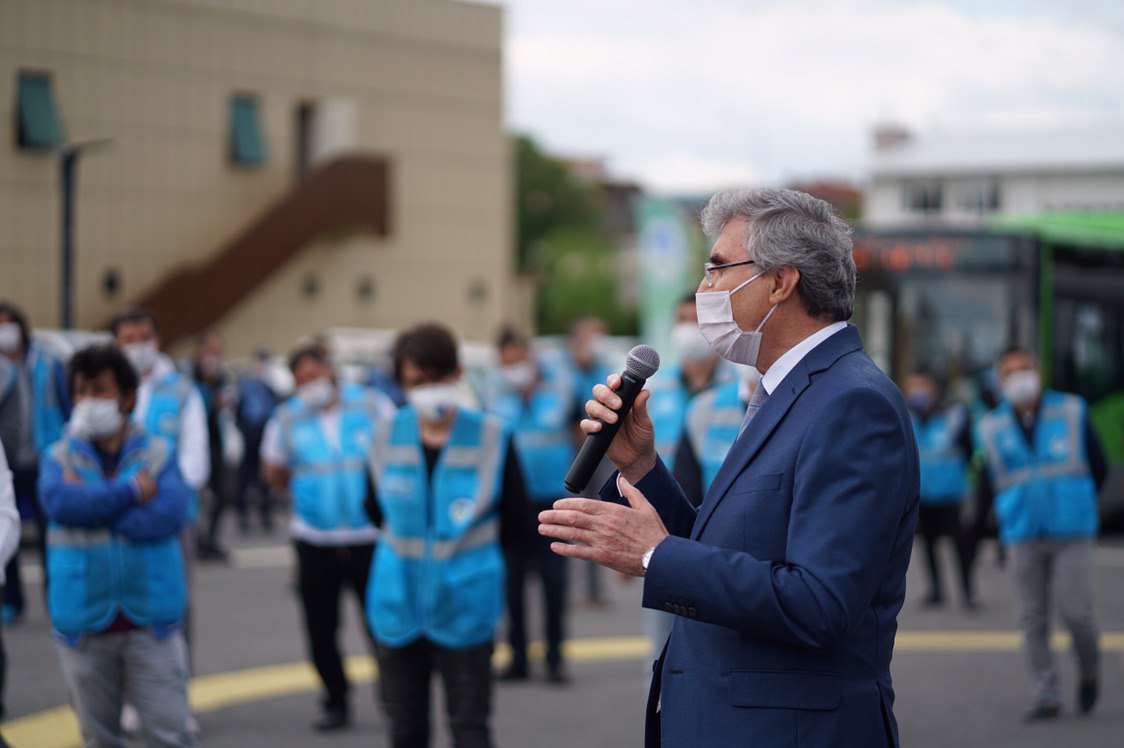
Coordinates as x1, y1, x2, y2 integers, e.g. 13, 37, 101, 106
0, 585, 6, 721
377, 638, 494, 748
505, 532, 568, 669
201, 458, 230, 551
295, 540, 375, 709
918, 503, 974, 602
236, 426, 272, 531
4, 467, 46, 614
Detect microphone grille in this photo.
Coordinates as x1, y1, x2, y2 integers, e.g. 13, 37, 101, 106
625, 345, 660, 380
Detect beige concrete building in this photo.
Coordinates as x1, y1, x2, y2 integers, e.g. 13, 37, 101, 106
0, 0, 524, 355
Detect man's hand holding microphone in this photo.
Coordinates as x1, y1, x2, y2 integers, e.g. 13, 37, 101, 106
538, 347, 670, 577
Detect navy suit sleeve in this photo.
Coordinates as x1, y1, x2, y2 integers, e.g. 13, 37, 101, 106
39, 454, 137, 528
671, 432, 705, 509
599, 458, 698, 539
111, 460, 189, 541
643, 388, 916, 650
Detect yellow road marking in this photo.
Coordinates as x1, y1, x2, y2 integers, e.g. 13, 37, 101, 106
9, 632, 1124, 748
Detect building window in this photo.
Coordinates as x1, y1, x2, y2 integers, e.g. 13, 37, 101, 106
16, 71, 65, 150
229, 94, 266, 166
957, 179, 1000, 214
902, 181, 942, 214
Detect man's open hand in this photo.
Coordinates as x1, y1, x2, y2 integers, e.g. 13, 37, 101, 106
538, 478, 668, 577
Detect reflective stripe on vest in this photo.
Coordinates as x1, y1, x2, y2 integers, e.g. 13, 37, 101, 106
367, 406, 507, 649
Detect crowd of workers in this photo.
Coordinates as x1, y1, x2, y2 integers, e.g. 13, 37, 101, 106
0, 290, 1109, 746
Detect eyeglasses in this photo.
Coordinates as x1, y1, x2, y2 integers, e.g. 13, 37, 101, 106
702, 259, 755, 288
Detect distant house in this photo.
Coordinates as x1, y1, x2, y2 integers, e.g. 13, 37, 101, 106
863, 124, 1124, 228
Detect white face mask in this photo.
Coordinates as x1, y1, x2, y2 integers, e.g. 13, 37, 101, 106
1002, 369, 1041, 408
122, 341, 159, 375
671, 322, 713, 365
696, 272, 778, 367
0, 323, 22, 354
408, 383, 461, 423
501, 361, 538, 391
297, 377, 336, 410
70, 397, 125, 440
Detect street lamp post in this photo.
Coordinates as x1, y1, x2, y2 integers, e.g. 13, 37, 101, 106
59, 138, 111, 330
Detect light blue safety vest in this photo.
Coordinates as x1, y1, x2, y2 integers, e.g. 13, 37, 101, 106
483, 367, 573, 505
45, 433, 186, 638
137, 370, 200, 520
977, 390, 1099, 543
685, 380, 745, 493
276, 383, 381, 532
911, 404, 969, 506
366, 406, 508, 649
28, 344, 68, 453
647, 365, 692, 469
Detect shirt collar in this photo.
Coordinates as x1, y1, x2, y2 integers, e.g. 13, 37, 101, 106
760, 321, 848, 396
141, 353, 175, 385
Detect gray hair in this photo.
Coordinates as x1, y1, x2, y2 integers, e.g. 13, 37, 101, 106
700, 188, 856, 322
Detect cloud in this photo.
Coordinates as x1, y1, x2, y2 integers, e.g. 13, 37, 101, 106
499, 0, 1124, 191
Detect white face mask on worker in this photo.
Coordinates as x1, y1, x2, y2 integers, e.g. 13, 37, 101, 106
70, 397, 125, 440
1002, 370, 1041, 408
696, 273, 778, 368
408, 383, 460, 423
0, 323, 21, 354
297, 377, 335, 409
122, 341, 159, 375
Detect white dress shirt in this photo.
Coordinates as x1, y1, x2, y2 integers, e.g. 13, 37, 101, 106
759, 322, 848, 396
0, 441, 21, 584
134, 354, 211, 491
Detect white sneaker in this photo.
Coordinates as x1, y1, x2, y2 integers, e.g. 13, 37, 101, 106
120, 703, 141, 736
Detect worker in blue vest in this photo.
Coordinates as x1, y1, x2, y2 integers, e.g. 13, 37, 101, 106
905, 370, 977, 609
562, 317, 613, 607
111, 308, 209, 736
0, 438, 22, 748
673, 365, 761, 508
261, 344, 394, 732
39, 345, 194, 747
0, 300, 70, 622
481, 328, 574, 683
976, 346, 1108, 722
365, 322, 529, 748
648, 294, 727, 470
235, 348, 281, 534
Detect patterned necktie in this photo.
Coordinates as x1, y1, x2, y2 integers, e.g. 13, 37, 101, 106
739, 385, 770, 437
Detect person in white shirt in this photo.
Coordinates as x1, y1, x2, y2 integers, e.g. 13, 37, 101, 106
0, 440, 22, 747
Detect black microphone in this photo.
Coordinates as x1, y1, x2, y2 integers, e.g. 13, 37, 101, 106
565, 345, 661, 494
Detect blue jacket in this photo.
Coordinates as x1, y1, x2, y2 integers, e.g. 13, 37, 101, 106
0, 344, 70, 457
976, 391, 1098, 543
38, 425, 189, 640
275, 383, 382, 532
366, 406, 509, 649
911, 404, 970, 506
606, 326, 918, 748
237, 376, 279, 431
482, 367, 574, 504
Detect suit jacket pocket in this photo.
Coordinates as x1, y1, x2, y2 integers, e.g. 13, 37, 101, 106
728, 472, 784, 494
729, 670, 842, 711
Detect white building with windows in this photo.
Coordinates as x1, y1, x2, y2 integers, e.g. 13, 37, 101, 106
863, 124, 1124, 227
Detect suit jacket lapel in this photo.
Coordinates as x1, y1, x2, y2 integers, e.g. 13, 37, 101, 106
689, 325, 864, 541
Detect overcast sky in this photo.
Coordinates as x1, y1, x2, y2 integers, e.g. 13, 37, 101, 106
488, 0, 1124, 193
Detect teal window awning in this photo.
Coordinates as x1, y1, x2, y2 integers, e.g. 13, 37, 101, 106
17, 71, 65, 150
229, 94, 266, 166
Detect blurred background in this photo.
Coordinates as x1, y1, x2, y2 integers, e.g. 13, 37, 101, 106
2, 0, 1124, 746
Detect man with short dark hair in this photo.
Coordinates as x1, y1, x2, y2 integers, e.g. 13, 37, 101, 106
541, 188, 919, 747
39, 345, 194, 747
976, 347, 1107, 720
261, 344, 394, 731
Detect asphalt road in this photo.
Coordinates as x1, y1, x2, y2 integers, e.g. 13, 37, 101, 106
4, 522, 1124, 747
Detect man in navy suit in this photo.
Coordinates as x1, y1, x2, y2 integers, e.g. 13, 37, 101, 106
540, 188, 919, 747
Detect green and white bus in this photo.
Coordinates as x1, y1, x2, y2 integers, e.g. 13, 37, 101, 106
852, 214, 1124, 526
